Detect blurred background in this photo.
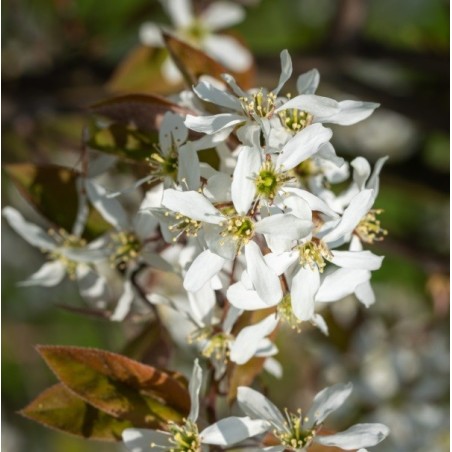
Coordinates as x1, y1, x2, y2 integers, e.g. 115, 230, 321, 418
2, 0, 449, 451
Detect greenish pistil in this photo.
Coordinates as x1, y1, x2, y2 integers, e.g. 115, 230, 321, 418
202, 332, 233, 361
47, 229, 86, 279
167, 419, 201, 452
275, 409, 315, 451
255, 161, 289, 200
149, 151, 178, 180
182, 20, 208, 44
240, 89, 277, 119
277, 294, 302, 332
356, 209, 387, 244
297, 239, 332, 273
219, 215, 255, 254
110, 231, 141, 269
279, 108, 313, 132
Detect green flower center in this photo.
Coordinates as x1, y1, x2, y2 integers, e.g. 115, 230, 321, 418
255, 161, 289, 200
240, 89, 277, 119
110, 231, 142, 269
181, 20, 208, 45
149, 150, 178, 180
297, 239, 332, 273
47, 229, 87, 279
277, 294, 303, 332
220, 215, 255, 254
355, 209, 387, 244
275, 409, 316, 451
167, 419, 201, 452
279, 108, 313, 133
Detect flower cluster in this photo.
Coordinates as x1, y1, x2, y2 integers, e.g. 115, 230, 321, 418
4, 47, 389, 451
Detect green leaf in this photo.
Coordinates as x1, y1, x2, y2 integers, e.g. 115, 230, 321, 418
108, 45, 183, 95
20, 383, 131, 441
162, 32, 255, 89
36, 345, 190, 428
3, 163, 110, 240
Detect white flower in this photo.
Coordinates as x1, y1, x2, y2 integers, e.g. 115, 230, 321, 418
232, 383, 389, 451
139, 0, 251, 83
185, 49, 293, 135
85, 180, 173, 320
122, 360, 269, 451
2, 206, 109, 306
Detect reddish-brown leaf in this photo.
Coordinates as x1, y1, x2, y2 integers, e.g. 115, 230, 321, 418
90, 94, 191, 133
36, 345, 190, 426
162, 32, 255, 89
20, 383, 131, 441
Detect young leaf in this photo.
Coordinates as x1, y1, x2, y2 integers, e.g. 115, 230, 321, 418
4, 163, 110, 240
108, 45, 182, 95
90, 94, 191, 133
162, 32, 254, 89
36, 345, 190, 427
20, 383, 132, 441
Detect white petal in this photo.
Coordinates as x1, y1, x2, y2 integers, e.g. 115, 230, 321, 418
264, 251, 298, 276
161, 57, 183, 84
263, 357, 283, 379
133, 210, 159, 242
351, 157, 371, 190
367, 155, 389, 202
201, 2, 245, 30
311, 313, 329, 335
110, 280, 134, 321
230, 314, 278, 365
203, 34, 252, 72
319, 100, 379, 126
314, 423, 389, 449
185, 113, 244, 134
237, 386, 285, 428
231, 147, 260, 215
316, 268, 370, 302
85, 180, 130, 230
284, 187, 338, 218
204, 172, 231, 203
322, 189, 374, 243
245, 241, 282, 306
2, 206, 56, 250
276, 123, 333, 171
201, 416, 269, 446
76, 266, 108, 304
188, 359, 202, 422
276, 94, 339, 117
291, 267, 320, 321
178, 143, 201, 190
222, 305, 242, 334
221, 73, 248, 97
273, 49, 292, 95
306, 382, 353, 427
227, 282, 270, 310
183, 250, 226, 292
188, 283, 216, 325
165, 0, 193, 28
159, 112, 188, 154
296, 68, 320, 94
355, 280, 375, 307
282, 195, 312, 221
255, 214, 312, 241
19, 261, 66, 287
193, 81, 241, 110
139, 22, 164, 46
162, 189, 223, 224
122, 428, 171, 452
330, 250, 383, 271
